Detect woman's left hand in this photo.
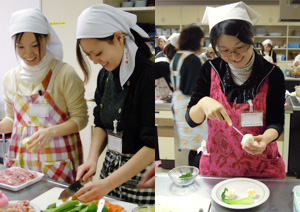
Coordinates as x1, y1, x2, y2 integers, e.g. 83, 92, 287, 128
27, 128, 53, 153
242, 135, 268, 155
74, 179, 111, 203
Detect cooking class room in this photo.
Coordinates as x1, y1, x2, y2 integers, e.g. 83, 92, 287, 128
0, 0, 155, 211
154, 0, 300, 211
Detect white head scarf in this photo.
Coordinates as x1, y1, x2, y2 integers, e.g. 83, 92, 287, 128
158, 35, 167, 43
262, 39, 273, 46
167, 33, 180, 49
9, 8, 63, 61
202, 1, 261, 32
76, 4, 149, 88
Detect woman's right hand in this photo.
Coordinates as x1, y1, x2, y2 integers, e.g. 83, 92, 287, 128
76, 159, 97, 183
294, 61, 299, 67
199, 97, 232, 126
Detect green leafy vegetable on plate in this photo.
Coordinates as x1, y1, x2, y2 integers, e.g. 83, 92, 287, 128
221, 188, 254, 205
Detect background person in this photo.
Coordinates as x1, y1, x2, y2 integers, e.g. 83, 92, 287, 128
155, 35, 167, 55
170, 24, 207, 168
75, 4, 155, 204
187, 2, 285, 178
199, 43, 217, 64
1, 8, 88, 184
260, 39, 277, 64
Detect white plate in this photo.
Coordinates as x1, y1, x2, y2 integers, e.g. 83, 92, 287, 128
0, 201, 40, 212
211, 178, 270, 209
0, 167, 44, 191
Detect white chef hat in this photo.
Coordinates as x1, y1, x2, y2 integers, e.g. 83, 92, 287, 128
9, 8, 63, 60
76, 4, 149, 88
167, 33, 180, 49
262, 39, 273, 46
202, 1, 261, 32
158, 35, 167, 42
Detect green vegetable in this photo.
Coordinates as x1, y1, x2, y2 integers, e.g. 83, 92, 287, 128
67, 205, 88, 212
221, 188, 254, 205
46, 203, 57, 209
52, 200, 80, 212
102, 205, 109, 212
87, 202, 98, 212
179, 173, 193, 178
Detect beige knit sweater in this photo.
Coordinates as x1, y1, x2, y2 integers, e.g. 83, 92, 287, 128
2, 59, 88, 130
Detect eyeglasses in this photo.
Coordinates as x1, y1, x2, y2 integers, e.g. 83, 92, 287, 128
217, 45, 251, 58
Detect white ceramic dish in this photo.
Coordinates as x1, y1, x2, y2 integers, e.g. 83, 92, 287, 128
0, 201, 40, 212
211, 178, 270, 209
0, 167, 44, 191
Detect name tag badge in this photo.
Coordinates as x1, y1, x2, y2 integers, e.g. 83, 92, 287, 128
241, 112, 263, 127
29, 104, 50, 118
107, 130, 123, 154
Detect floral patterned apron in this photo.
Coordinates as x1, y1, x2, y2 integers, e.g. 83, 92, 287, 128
200, 66, 285, 178
5, 60, 83, 184
170, 52, 208, 150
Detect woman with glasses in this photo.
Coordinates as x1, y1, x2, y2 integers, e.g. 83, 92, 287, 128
170, 24, 208, 168
186, 2, 285, 178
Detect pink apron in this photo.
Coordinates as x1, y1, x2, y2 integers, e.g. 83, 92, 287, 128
5, 60, 83, 184
200, 67, 285, 178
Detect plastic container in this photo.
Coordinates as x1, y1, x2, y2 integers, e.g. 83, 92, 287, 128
122, 1, 134, 7
288, 43, 300, 48
135, 0, 147, 7
168, 166, 199, 186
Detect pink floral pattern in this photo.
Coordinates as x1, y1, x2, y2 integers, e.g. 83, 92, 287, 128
200, 67, 285, 178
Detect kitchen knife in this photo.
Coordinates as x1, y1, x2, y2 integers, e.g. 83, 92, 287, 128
58, 178, 83, 200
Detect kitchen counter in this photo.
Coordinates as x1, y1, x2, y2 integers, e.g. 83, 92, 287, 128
0, 165, 66, 200
156, 172, 300, 212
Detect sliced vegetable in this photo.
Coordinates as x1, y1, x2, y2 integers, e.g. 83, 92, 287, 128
87, 202, 98, 212
52, 200, 80, 212
221, 188, 254, 205
105, 201, 124, 212
67, 205, 88, 212
46, 203, 57, 209
179, 173, 193, 178
102, 205, 109, 212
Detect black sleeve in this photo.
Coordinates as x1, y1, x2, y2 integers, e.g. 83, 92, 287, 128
272, 50, 277, 63
93, 71, 105, 129
138, 62, 155, 149
179, 55, 202, 95
185, 61, 212, 127
265, 66, 285, 141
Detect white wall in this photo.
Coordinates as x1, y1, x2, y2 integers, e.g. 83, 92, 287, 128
0, 0, 41, 118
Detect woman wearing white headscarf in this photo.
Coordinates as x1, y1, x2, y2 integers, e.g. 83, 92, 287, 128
0, 8, 88, 184
75, 4, 154, 204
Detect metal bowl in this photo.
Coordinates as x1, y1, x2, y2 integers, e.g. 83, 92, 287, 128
168, 166, 199, 186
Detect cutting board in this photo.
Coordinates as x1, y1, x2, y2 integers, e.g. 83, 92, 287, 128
31, 187, 138, 211
155, 196, 211, 212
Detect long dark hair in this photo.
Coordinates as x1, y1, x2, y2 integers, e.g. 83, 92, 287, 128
163, 43, 177, 61
14, 32, 48, 60
210, 20, 255, 55
178, 24, 204, 51
76, 29, 153, 84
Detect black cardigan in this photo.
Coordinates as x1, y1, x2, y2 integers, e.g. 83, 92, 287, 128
186, 50, 285, 140
93, 51, 155, 154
